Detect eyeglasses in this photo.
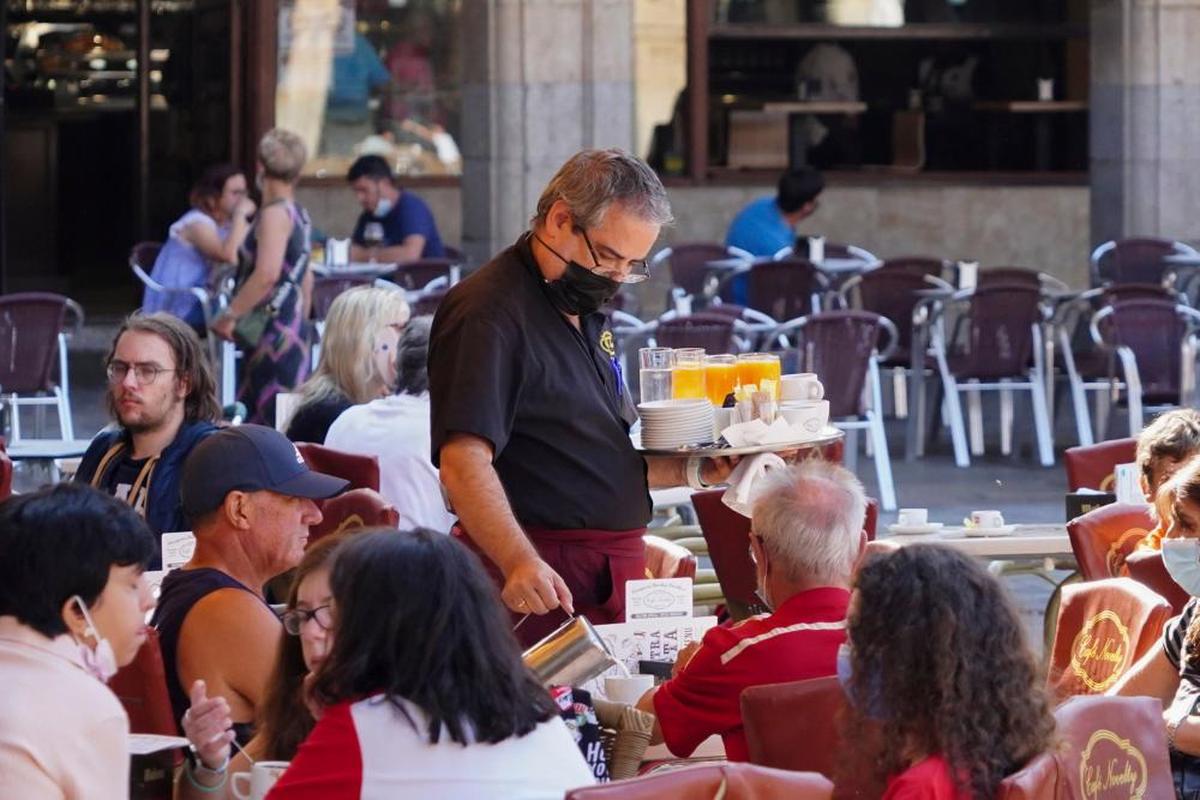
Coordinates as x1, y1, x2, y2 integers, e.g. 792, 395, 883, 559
576, 228, 650, 285
106, 360, 180, 386
281, 604, 333, 636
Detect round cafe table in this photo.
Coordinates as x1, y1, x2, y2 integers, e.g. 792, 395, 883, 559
7, 438, 94, 484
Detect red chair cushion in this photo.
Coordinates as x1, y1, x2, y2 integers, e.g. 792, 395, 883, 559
1046, 578, 1172, 703
1066, 503, 1155, 580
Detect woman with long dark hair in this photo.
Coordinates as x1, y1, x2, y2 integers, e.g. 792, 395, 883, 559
839, 544, 1055, 799
267, 528, 593, 798
143, 164, 254, 330
178, 533, 347, 798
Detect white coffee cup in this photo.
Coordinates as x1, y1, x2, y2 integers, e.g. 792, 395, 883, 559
780, 373, 824, 402
605, 674, 655, 705
897, 508, 928, 527
232, 761, 290, 800
970, 510, 1005, 529
778, 400, 830, 435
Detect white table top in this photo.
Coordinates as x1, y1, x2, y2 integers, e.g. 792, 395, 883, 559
7, 439, 94, 460
885, 523, 1072, 560
312, 262, 397, 278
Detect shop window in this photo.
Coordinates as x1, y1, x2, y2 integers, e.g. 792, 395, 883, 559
275, 0, 462, 179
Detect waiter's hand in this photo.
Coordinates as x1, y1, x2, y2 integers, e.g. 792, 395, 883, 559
503, 556, 575, 616
701, 455, 740, 486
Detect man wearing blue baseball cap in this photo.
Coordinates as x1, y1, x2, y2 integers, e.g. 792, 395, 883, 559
150, 424, 348, 746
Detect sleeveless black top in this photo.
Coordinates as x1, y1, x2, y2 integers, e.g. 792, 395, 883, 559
151, 567, 275, 744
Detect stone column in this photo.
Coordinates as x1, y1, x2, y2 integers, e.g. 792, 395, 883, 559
460, 0, 635, 264
1091, 0, 1200, 247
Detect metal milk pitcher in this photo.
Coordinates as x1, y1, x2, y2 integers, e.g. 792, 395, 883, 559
522, 614, 616, 687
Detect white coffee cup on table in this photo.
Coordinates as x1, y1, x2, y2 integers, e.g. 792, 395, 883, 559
605, 674, 655, 705
778, 400, 830, 435
970, 510, 1005, 529
232, 761, 289, 800
780, 373, 824, 402
897, 508, 928, 527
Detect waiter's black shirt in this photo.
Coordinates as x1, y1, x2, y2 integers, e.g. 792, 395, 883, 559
429, 233, 651, 531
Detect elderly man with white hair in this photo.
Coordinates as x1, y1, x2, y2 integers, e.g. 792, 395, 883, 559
636, 460, 866, 761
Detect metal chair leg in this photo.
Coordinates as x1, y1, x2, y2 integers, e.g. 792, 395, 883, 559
1029, 371, 1055, 467
893, 367, 908, 419
967, 380, 984, 456
999, 379, 1014, 456
54, 386, 74, 440
867, 410, 897, 511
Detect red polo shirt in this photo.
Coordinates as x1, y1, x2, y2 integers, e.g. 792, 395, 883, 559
651, 587, 850, 761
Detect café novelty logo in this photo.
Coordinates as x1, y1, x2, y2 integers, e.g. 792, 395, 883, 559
1079, 729, 1147, 799
1068, 611, 1131, 692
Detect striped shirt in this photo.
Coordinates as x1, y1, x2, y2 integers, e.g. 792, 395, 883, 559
652, 587, 850, 761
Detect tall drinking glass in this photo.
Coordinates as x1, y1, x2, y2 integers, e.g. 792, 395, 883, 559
737, 353, 782, 398
704, 354, 738, 406
638, 347, 674, 404
671, 348, 707, 400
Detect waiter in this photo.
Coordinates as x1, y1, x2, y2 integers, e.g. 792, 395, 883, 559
430, 149, 733, 646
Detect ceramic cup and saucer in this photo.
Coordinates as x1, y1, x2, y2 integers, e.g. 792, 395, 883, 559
962, 509, 1017, 537
887, 508, 944, 536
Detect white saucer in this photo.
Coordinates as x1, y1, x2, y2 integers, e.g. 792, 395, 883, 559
962, 524, 1017, 537
887, 522, 944, 536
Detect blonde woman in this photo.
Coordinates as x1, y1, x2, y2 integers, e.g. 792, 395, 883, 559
286, 285, 410, 443
210, 128, 313, 427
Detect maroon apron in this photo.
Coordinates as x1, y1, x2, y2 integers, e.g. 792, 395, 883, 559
453, 524, 646, 648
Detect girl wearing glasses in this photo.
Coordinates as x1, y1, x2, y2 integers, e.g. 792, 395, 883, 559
177, 533, 347, 798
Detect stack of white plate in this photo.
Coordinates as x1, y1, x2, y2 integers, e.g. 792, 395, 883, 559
638, 399, 715, 449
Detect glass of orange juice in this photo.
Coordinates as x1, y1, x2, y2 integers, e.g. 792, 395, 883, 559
671, 348, 707, 400
737, 353, 782, 398
704, 354, 738, 406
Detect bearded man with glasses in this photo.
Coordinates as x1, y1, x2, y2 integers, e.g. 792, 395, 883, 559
431, 149, 736, 647
75, 312, 222, 562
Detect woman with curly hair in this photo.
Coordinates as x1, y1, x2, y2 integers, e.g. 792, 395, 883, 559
839, 544, 1055, 799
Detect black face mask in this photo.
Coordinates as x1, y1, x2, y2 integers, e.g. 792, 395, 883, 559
534, 234, 621, 316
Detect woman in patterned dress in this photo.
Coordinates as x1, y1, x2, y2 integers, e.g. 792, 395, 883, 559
211, 129, 314, 427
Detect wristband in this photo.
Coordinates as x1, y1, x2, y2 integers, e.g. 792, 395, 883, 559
185, 751, 229, 792
685, 457, 711, 490
1168, 714, 1184, 753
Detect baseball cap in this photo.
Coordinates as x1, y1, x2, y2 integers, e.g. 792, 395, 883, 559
181, 424, 349, 519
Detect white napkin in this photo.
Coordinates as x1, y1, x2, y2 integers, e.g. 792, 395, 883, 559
721, 452, 788, 518
721, 417, 803, 447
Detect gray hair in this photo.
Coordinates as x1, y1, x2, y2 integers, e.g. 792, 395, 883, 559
395, 315, 433, 396
751, 461, 866, 585
259, 128, 307, 183
532, 149, 673, 229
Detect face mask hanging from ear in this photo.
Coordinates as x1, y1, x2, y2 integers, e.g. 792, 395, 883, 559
70, 595, 118, 682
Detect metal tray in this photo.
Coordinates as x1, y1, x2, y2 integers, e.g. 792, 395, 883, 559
632, 427, 844, 457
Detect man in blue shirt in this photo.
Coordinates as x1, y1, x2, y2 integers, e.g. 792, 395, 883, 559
348, 154, 446, 263
725, 168, 825, 258
724, 168, 824, 304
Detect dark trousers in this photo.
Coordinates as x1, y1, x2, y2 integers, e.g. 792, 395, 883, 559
453, 525, 646, 648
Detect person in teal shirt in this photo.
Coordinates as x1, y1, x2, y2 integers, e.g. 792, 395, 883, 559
723, 168, 825, 304
321, 33, 390, 154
